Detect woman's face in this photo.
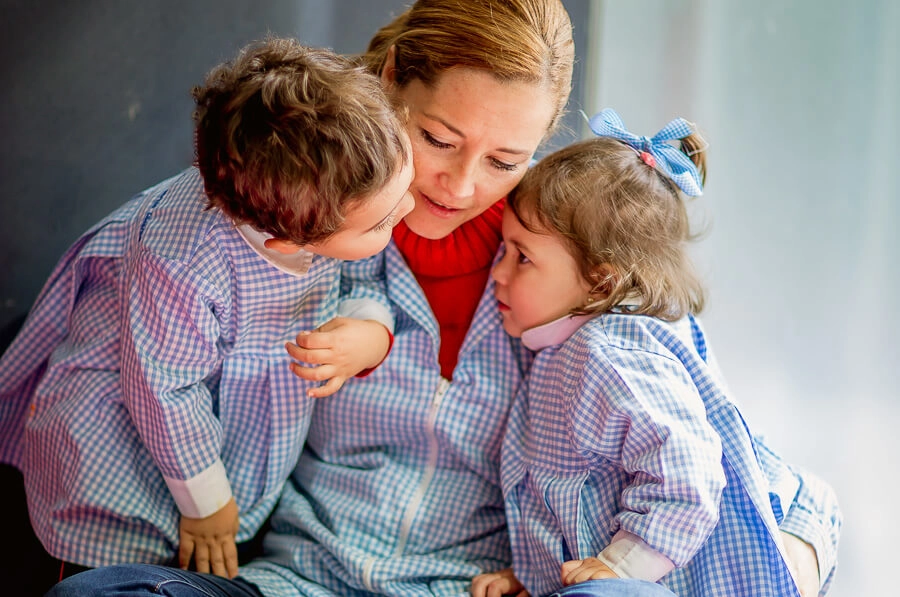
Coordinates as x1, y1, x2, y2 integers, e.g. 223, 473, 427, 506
387, 66, 557, 239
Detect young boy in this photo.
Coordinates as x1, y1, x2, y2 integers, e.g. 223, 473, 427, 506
0, 37, 413, 582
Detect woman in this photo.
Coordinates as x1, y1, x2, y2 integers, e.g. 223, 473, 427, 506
49, 1, 839, 596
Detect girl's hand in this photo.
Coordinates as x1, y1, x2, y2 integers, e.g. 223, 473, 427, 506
561, 557, 619, 585
286, 317, 391, 398
470, 568, 529, 597
178, 497, 240, 578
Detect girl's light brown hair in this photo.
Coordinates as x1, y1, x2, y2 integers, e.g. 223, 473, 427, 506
193, 37, 408, 245
362, 0, 574, 132
507, 133, 709, 321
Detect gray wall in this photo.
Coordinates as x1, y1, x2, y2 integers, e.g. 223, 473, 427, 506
0, 0, 591, 332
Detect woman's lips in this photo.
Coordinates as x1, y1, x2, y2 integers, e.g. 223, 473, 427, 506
420, 192, 460, 218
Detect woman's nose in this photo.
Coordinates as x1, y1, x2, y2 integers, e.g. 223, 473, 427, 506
440, 158, 477, 199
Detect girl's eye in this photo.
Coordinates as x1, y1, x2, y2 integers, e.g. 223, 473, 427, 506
421, 129, 452, 150
490, 157, 519, 172
517, 252, 531, 265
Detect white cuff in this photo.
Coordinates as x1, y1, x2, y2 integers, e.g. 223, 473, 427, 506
163, 459, 233, 519
597, 529, 676, 582
338, 298, 394, 333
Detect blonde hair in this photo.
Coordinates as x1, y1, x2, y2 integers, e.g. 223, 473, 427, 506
362, 0, 574, 132
193, 37, 408, 245
507, 133, 709, 321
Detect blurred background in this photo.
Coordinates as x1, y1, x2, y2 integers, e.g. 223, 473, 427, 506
1, 1, 895, 595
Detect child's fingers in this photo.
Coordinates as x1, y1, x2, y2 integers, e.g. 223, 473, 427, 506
285, 342, 333, 366
209, 542, 228, 578
307, 376, 346, 398
178, 538, 195, 570
290, 362, 336, 382
292, 330, 333, 350
224, 539, 239, 579
193, 541, 211, 574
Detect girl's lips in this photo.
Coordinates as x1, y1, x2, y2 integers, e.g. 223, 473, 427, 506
496, 300, 510, 312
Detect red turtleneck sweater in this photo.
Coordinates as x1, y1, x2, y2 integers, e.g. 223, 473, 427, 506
392, 200, 505, 379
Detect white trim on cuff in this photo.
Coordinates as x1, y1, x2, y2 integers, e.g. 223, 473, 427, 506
338, 298, 394, 333
596, 529, 676, 582
163, 459, 233, 519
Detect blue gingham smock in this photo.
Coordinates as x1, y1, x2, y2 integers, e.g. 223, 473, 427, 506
0, 167, 343, 566
503, 313, 840, 597
238, 242, 531, 596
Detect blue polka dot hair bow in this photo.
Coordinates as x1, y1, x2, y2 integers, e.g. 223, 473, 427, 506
588, 108, 704, 197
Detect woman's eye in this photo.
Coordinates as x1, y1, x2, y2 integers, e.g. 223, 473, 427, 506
421, 129, 452, 149
490, 157, 518, 172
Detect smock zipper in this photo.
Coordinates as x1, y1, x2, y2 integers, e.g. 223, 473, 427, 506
361, 377, 450, 592
395, 377, 450, 556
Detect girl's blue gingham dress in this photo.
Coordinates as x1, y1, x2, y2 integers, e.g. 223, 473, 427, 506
0, 167, 342, 566
503, 313, 841, 597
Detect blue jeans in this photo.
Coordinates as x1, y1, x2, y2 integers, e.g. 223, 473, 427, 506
547, 579, 677, 597
46, 564, 264, 597
48, 565, 676, 597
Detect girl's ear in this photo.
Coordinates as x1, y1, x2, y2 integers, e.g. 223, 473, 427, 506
264, 238, 303, 255
588, 263, 618, 298
380, 45, 398, 88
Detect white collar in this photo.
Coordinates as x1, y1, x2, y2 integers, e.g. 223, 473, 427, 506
521, 313, 598, 351
235, 224, 314, 276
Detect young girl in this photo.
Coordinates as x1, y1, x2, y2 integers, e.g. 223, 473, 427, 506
474, 109, 840, 597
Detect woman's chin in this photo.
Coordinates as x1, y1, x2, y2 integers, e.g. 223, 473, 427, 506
402, 210, 462, 240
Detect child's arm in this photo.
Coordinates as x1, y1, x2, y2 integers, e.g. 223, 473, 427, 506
470, 568, 529, 597
178, 497, 240, 578
120, 253, 238, 569
569, 350, 725, 581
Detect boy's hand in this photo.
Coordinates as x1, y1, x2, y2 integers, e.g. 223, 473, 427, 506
561, 557, 619, 585
286, 317, 391, 398
470, 568, 529, 597
781, 531, 820, 597
178, 497, 240, 578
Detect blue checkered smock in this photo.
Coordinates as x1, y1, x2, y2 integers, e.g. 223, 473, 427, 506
238, 243, 531, 596
502, 313, 840, 597
0, 168, 341, 566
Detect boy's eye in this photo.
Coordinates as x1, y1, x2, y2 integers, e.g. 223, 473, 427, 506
421, 129, 452, 149
373, 212, 397, 233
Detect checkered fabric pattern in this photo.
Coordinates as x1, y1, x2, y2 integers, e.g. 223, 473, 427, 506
0, 168, 342, 566
501, 313, 819, 597
239, 243, 530, 596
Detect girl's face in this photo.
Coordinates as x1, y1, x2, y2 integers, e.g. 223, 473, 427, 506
492, 208, 593, 338
387, 66, 557, 239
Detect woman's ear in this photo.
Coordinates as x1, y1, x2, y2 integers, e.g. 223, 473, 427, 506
264, 238, 303, 255
381, 45, 398, 88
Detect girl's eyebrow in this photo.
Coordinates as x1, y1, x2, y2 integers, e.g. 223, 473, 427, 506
422, 112, 531, 157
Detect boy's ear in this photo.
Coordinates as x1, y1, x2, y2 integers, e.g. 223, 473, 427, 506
588, 263, 618, 298
380, 45, 398, 88
264, 238, 303, 255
